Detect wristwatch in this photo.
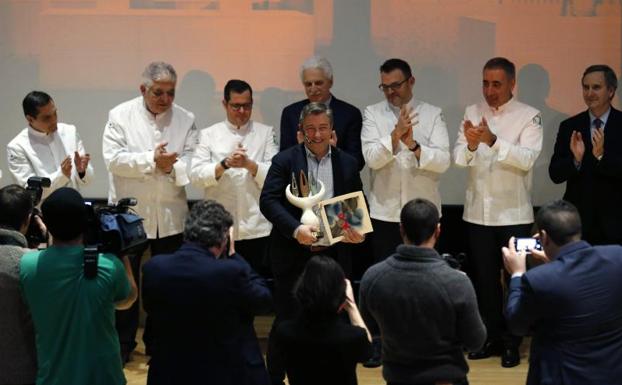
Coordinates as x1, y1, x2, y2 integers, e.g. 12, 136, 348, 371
220, 158, 230, 170
409, 142, 421, 152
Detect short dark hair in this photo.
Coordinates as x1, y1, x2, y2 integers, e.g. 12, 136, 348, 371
400, 198, 439, 245
224, 79, 253, 102
0, 185, 33, 231
295, 256, 346, 320
535, 200, 582, 246
22, 91, 52, 119
41, 187, 87, 241
184, 200, 233, 249
483, 57, 516, 80
583, 64, 618, 95
380, 58, 412, 79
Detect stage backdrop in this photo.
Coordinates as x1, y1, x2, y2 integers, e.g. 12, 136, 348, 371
0, 0, 620, 204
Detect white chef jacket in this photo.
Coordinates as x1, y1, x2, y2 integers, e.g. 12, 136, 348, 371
102, 97, 198, 239
7, 123, 93, 202
453, 98, 543, 226
362, 98, 450, 222
189, 120, 278, 241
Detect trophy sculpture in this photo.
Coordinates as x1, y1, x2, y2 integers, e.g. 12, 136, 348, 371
285, 170, 325, 235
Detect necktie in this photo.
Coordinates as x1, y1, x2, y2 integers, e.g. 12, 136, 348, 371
594, 118, 603, 129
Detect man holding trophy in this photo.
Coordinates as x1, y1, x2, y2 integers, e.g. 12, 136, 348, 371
260, 102, 365, 385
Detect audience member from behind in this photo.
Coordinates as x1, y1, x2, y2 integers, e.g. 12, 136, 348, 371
0, 185, 37, 385
19, 187, 137, 385
360, 198, 486, 385
503, 200, 622, 385
142, 200, 273, 385
273, 256, 371, 385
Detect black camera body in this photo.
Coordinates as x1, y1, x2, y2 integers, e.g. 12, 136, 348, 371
25, 176, 51, 248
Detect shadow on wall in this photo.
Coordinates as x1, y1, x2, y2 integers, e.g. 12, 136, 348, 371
518, 63, 569, 206
176, 69, 222, 130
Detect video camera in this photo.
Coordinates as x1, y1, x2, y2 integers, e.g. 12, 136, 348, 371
25, 176, 51, 248
84, 198, 148, 257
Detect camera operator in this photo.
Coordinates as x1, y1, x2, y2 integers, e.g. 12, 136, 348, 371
142, 200, 272, 385
19, 187, 137, 385
0, 185, 37, 385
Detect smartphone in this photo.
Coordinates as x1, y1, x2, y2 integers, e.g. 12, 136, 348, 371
514, 237, 542, 254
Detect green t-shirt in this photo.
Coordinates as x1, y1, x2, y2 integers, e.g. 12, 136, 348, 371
20, 245, 130, 385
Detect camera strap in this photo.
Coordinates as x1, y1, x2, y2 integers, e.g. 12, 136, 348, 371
84, 246, 99, 279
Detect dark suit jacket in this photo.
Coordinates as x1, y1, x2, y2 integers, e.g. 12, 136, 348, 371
273, 315, 371, 385
259, 143, 363, 277
142, 243, 272, 385
279, 95, 365, 170
549, 107, 622, 244
505, 241, 622, 385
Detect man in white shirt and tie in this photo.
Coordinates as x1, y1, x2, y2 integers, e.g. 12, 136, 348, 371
454, 57, 543, 368
190, 79, 278, 274
7, 91, 93, 201
549, 64, 621, 246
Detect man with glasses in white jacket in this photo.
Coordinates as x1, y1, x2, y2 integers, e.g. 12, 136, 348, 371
190, 79, 278, 275
102, 61, 199, 362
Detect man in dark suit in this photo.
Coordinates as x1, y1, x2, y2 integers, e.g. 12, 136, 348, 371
503, 200, 622, 385
279, 56, 364, 170
142, 200, 272, 385
260, 102, 365, 385
549, 64, 621, 245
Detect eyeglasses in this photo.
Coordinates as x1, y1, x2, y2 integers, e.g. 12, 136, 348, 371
228, 103, 253, 111
378, 77, 411, 92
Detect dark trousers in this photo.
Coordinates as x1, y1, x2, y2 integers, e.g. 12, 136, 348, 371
116, 233, 183, 357
466, 222, 531, 347
236, 236, 271, 278
371, 218, 402, 263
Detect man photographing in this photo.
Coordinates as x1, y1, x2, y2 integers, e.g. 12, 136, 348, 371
503, 200, 622, 384
20, 187, 137, 385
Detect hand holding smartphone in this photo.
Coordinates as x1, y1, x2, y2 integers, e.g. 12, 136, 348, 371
514, 237, 542, 254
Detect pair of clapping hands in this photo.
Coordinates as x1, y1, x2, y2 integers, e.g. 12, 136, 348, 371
570, 128, 605, 163
464, 118, 497, 151
392, 105, 419, 150
60, 151, 90, 178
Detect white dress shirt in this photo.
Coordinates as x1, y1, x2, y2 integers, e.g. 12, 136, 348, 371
103, 96, 198, 239
190, 120, 278, 241
453, 98, 543, 226
7, 123, 93, 202
362, 98, 450, 222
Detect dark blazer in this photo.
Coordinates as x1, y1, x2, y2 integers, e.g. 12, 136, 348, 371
279, 95, 365, 170
142, 243, 272, 385
273, 315, 371, 385
259, 143, 363, 277
549, 107, 622, 244
505, 241, 622, 385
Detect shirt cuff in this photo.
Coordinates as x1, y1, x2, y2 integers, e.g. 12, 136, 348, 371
511, 272, 524, 279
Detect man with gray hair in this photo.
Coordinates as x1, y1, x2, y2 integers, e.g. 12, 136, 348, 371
103, 61, 198, 361
279, 56, 364, 169
261, 102, 365, 384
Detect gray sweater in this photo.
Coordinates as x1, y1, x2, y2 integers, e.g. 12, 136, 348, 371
0, 228, 37, 384
359, 244, 486, 384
